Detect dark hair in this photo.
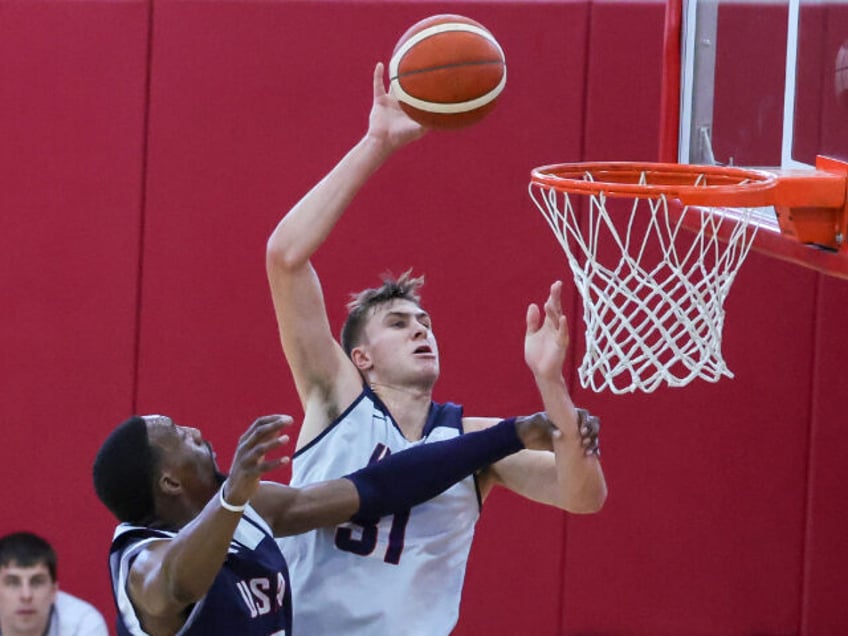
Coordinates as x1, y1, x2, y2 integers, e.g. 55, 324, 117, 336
92, 416, 160, 524
0, 532, 57, 581
340, 270, 425, 356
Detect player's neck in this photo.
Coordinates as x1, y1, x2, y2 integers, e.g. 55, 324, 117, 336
369, 382, 432, 441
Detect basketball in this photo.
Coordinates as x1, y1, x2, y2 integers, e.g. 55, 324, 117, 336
388, 14, 506, 130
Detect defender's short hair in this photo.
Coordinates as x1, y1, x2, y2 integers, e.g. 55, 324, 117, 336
92, 415, 160, 524
0, 532, 57, 581
340, 270, 425, 356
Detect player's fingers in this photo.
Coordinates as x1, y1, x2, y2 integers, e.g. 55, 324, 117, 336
239, 414, 284, 438
247, 415, 292, 440
546, 280, 563, 317
582, 414, 600, 437
236, 417, 291, 460
579, 425, 598, 443
579, 414, 600, 456
247, 434, 289, 461
257, 455, 290, 474
526, 303, 541, 334
557, 315, 569, 347
373, 62, 386, 98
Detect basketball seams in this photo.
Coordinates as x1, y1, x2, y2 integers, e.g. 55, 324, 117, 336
388, 23, 504, 81
390, 72, 506, 114
399, 60, 505, 77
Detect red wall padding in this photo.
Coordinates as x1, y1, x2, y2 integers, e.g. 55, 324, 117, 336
3, 1, 848, 635
0, 0, 150, 618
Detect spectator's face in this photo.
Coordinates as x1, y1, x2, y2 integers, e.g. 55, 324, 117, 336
0, 561, 56, 636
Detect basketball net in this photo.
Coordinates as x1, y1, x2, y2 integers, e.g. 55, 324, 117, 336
529, 171, 758, 394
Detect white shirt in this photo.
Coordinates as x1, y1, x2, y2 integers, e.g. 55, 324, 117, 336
47, 591, 109, 636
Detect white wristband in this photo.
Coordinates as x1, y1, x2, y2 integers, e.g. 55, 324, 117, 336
219, 482, 246, 513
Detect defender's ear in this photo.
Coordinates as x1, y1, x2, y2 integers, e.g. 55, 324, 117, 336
158, 472, 182, 496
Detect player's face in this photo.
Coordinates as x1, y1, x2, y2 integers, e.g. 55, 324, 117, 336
146, 416, 226, 497
359, 299, 440, 387
0, 562, 56, 636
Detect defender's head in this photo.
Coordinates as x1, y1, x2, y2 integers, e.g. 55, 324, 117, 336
93, 415, 226, 527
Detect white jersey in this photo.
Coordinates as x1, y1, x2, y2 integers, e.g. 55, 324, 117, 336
280, 387, 481, 636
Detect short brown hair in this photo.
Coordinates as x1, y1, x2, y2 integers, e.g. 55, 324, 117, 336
0, 532, 57, 581
341, 270, 425, 356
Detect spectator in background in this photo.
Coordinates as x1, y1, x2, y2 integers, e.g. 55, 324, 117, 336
0, 532, 108, 636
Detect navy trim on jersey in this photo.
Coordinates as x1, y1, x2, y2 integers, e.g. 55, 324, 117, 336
422, 401, 462, 436
472, 472, 483, 511
292, 388, 371, 459
294, 385, 467, 461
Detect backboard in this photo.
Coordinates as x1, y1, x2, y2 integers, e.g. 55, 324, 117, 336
678, 0, 848, 168
674, 0, 848, 277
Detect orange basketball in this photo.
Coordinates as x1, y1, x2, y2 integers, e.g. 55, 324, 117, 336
388, 15, 506, 130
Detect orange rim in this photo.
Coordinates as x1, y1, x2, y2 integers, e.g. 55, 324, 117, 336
530, 157, 848, 279
530, 161, 779, 207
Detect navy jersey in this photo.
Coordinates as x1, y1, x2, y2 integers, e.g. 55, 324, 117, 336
110, 504, 292, 636
279, 387, 481, 636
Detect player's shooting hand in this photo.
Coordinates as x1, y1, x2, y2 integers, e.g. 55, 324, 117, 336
577, 408, 601, 457
368, 62, 426, 150
224, 415, 293, 507
525, 281, 569, 380
515, 412, 557, 451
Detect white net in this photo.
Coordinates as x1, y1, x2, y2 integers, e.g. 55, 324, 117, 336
529, 174, 759, 394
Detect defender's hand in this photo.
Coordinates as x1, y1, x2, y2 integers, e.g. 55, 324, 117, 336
223, 415, 293, 507
515, 412, 557, 451
577, 408, 601, 457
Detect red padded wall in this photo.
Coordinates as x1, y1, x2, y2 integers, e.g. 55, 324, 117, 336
0, 0, 150, 625
802, 277, 848, 635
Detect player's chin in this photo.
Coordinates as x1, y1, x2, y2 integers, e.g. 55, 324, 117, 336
413, 363, 440, 385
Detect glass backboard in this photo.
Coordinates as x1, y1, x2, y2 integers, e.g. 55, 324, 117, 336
677, 0, 848, 277
679, 0, 848, 169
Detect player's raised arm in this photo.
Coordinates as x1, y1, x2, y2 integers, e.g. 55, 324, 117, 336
265, 64, 425, 443
522, 281, 606, 511
524, 281, 606, 511
468, 281, 607, 513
